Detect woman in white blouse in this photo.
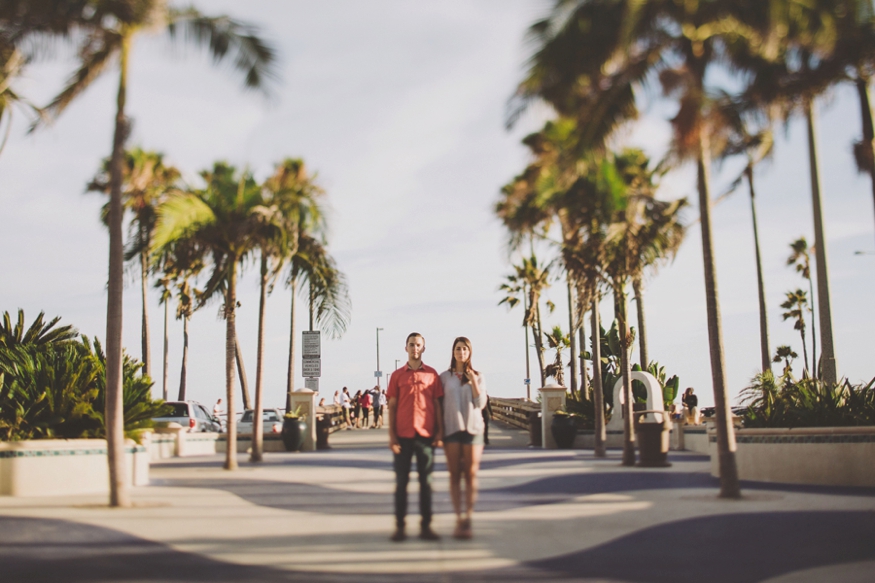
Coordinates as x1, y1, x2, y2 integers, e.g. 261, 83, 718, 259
440, 336, 487, 540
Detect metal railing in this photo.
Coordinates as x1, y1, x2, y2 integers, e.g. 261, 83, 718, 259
490, 397, 539, 430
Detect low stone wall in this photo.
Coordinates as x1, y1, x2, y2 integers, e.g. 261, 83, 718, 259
682, 426, 710, 454
709, 426, 875, 487
216, 433, 286, 454
0, 439, 148, 497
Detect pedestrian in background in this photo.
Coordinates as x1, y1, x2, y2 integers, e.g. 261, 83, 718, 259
360, 389, 372, 428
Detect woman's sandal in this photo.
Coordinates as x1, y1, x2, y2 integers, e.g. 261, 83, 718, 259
458, 518, 473, 540
453, 518, 466, 539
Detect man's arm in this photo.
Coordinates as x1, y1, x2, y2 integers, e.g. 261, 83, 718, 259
433, 396, 444, 448
388, 396, 400, 454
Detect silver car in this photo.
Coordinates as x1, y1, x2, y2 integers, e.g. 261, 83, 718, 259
153, 401, 222, 433
237, 408, 284, 435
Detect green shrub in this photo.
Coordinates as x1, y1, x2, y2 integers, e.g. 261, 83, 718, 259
0, 310, 170, 441
740, 371, 875, 428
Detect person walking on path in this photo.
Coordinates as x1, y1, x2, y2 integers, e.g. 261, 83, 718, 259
482, 394, 493, 446
387, 332, 444, 542
360, 390, 372, 428
341, 387, 352, 429
439, 336, 487, 540
352, 390, 363, 428
369, 386, 383, 429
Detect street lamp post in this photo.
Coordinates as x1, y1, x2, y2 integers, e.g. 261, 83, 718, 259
376, 327, 384, 387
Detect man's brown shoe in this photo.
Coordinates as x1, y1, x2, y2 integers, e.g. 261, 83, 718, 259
419, 526, 441, 541
390, 527, 406, 542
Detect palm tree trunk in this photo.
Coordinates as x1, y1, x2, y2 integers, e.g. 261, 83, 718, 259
809, 274, 817, 379
805, 100, 837, 384
162, 293, 169, 401
632, 276, 647, 369
523, 283, 532, 400
579, 321, 589, 399
285, 276, 297, 411
855, 75, 875, 248
105, 34, 131, 508
178, 312, 189, 401
235, 332, 251, 410
799, 324, 809, 374
533, 300, 546, 387
140, 246, 151, 379
747, 167, 771, 374
616, 285, 635, 467
224, 261, 239, 471
251, 252, 268, 462
566, 278, 578, 395
591, 290, 606, 458
697, 128, 740, 498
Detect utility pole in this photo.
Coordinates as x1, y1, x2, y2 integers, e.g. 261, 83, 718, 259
524, 284, 531, 401
376, 327, 384, 387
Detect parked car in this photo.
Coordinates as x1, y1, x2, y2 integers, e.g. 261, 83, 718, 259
237, 408, 284, 435
153, 401, 223, 433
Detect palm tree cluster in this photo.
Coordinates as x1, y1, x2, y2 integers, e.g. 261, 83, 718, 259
501, 0, 875, 497
1, 0, 282, 506
94, 154, 349, 472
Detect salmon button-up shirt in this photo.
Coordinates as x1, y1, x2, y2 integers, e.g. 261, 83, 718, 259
387, 363, 444, 439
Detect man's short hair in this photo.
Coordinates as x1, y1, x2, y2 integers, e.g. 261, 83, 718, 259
406, 332, 425, 345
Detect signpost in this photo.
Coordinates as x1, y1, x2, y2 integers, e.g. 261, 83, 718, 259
302, 331, 321, 356
303, 331, 321, 389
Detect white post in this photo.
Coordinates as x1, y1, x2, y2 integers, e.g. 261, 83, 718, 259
539, 385, 567, 449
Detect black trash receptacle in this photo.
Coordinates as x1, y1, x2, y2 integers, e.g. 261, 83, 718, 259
316, 415, 332, 450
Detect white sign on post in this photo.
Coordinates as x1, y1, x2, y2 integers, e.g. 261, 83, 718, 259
302, 356, 321, 377
302, 331, 321, 357
304, 377, 319, 392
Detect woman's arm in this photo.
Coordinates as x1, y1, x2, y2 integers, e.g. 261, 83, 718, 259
469, 373, 487, 409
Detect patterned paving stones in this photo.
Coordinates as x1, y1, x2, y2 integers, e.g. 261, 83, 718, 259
1, 422, 873, 582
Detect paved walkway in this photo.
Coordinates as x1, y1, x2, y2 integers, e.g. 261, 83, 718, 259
2, 422, 874, 582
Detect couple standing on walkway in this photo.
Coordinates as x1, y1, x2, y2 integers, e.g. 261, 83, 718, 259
387, 332, 487, 542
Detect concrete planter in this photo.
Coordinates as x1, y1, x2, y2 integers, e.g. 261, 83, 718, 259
709, 426, 875, 487
0, 438, 148, 497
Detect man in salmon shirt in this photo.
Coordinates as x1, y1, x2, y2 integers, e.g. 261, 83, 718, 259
387, 332, 444, 542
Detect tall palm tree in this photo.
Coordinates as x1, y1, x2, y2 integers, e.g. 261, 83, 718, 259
154, 235, 203, 401
614, 149, 686, 370
87, 147, 181, 380
780, 289, 810, 374
36, 2, 276, 506
152, 162, 270, 472
788, 238, 818, 375
711, 95, 776, 374
499, 256, 553, 387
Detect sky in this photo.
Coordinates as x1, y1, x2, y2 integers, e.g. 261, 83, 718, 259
1, 0, 874, 413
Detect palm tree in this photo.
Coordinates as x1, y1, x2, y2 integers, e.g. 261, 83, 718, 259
152, 162, 270, 471
154, 235, 203, 401
780, 289, 810, 374
87, 148, 181, 380
499, 256, 553, 387
613, 150, 686, 370
544, 326, 570, 387
788, 238, 818, 377
712, 95, 776, 374
36, 2, 276, 506
773, 345, 798, 376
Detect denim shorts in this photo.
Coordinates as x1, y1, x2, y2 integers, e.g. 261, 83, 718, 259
444, 431, 484, 446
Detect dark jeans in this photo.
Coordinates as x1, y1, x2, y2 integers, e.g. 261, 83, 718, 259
393, 435, 434, 529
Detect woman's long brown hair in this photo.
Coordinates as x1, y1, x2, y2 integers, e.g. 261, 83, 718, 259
449, 336, 478, 378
